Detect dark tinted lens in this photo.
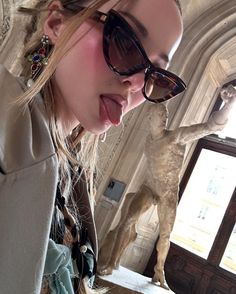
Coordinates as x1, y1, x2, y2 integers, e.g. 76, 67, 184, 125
145, 72, 177, 101
109, 27, 146, 73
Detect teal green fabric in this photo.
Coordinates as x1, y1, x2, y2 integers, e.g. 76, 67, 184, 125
43, 239, 76, 294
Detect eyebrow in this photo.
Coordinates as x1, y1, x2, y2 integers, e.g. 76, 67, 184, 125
119, 11, 170, 65
119, 11, 148, 37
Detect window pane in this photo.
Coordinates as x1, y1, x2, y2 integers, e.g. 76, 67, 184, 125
220, 223, 236, 274
217, 94, 236, 139
171, 149, 236, 259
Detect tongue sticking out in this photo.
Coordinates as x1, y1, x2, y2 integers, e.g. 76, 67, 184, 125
101, 96, 123, 125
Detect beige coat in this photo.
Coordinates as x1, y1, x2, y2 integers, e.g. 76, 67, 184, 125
0, 65, 97, 294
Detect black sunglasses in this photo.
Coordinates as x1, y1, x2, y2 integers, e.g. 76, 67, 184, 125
92, 9, 186, 103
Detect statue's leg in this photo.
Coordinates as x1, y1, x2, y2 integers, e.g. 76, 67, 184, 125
152, 190, 178, 290
97, 229, 118, 272
97, 190, 137, 272
114, 223, 137, 268
97, 222, 137, 271
98, 185, 153, 276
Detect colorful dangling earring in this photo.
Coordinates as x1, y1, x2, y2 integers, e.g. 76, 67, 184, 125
26, 35, 51, 86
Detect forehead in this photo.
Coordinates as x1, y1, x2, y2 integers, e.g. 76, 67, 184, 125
100, 0, 183, 67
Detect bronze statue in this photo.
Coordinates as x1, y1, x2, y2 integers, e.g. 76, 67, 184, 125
98, 85, 236, 289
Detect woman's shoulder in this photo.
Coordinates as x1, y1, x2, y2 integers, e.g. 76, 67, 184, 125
0, 64, 56, 174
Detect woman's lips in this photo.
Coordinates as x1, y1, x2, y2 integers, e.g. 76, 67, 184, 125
100, 95, 125, 125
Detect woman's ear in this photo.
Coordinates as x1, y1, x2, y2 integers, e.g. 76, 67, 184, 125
43, 1, 66, 44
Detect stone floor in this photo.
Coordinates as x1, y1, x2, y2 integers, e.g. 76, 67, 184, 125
97, 266, 175, 294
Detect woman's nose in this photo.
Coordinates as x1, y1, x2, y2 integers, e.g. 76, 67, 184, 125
120, 72, 145, 93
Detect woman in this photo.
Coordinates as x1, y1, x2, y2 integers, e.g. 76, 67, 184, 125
0, 0, 185, 293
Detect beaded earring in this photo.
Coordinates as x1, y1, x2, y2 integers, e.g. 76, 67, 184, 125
26, 35, 52, 86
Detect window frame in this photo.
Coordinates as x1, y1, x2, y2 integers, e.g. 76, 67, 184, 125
179, 135, 236, 279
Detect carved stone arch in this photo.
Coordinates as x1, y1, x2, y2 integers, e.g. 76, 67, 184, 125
167, 0, 236, 128
164, 0, 236, 177
172, 0, 235, 74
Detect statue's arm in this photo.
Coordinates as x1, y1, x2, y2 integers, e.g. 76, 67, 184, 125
173, 123, 214, 144
174, 85, 236, 144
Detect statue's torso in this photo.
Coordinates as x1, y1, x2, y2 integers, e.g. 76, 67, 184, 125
144, 131, 186, 195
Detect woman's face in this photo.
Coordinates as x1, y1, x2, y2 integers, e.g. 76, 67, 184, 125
44, 0, 183, 134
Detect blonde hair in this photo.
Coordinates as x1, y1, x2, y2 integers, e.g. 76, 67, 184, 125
18, 0, 112, 198
18, 1, 112, 293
